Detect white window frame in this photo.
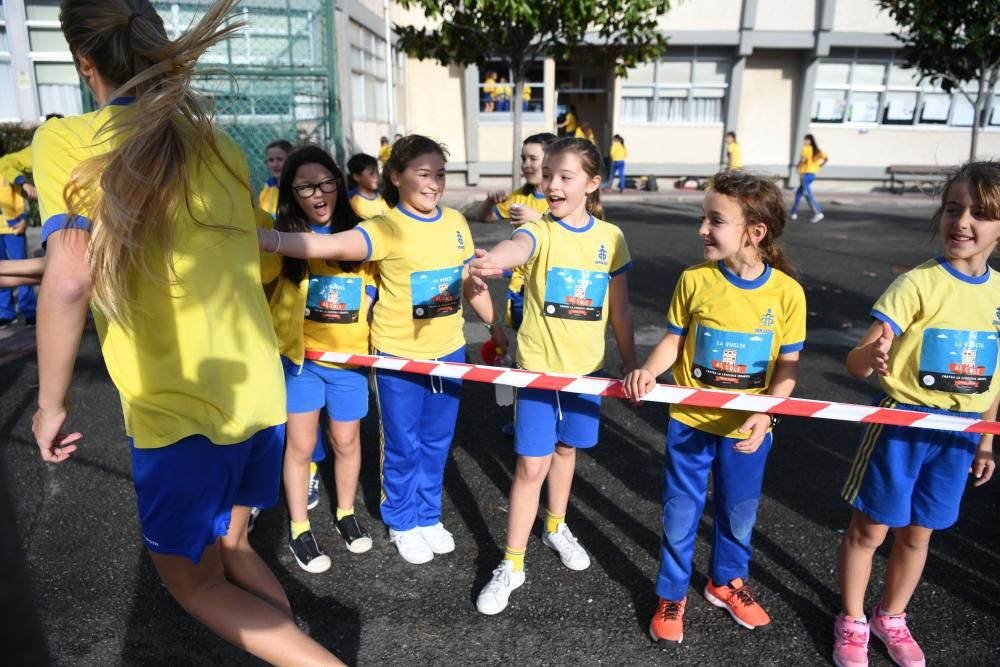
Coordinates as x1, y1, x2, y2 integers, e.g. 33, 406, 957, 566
0, 18, 18, 122
619, 49, 730, 126
349, 20, 388, 123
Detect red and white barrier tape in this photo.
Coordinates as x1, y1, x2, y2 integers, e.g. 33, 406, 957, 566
304, 350, 1000, 435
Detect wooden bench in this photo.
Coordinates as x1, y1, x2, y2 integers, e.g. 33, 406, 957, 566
887, 165, 952, 194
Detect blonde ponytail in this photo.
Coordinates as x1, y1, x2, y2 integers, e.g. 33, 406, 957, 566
60, 0, 244, 321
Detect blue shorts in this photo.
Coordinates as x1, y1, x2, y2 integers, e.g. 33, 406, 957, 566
514, 379, 602, 457
283, 357, 369, 422
841, 394, 980, 530
130, 425, 285, 563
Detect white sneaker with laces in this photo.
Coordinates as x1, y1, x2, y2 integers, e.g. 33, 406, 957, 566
790, 212, 798, 221
476, 560, 526, 615
389, 527, 434, 564
810, 213, 825, 223
542, 523, 591, 571
418, 522, 455, 554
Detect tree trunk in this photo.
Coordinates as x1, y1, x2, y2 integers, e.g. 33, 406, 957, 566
512, 77, 524, 191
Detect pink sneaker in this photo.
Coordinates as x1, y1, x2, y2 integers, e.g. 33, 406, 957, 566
870, 603, 926, 667
833, 613, 870, 667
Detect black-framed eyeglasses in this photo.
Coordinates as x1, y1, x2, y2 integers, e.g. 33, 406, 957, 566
293, 179, 338, 198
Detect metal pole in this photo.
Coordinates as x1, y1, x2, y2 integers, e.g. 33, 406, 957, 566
326, 0, 344, 163
383, 0, 395, 135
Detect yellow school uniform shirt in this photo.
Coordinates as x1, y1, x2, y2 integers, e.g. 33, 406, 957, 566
378, 144, 392, 165
564, 112, 578, 133
799, 145, 826, 174
34, 102, 286, 449
357, 204, 474, 359
513, 214, 631, 374
871, 257, 1000, 413
727, 142, 743, 169
609, 141, 627, 162
349, 189, 387, 220
494, 189, 550, 301
258, 176, 279, 216
0, 145, 30, 234
667, 261, 806, 438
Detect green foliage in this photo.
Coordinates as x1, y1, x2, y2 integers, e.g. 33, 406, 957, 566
0, 123, 40, 227
394, 0, 672, 79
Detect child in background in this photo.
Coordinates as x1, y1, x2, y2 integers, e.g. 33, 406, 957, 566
261, 145, 376, 573
725, 132, 743, 172
833, 161, 999, 667
495, 75, 512, 112
470, 137, 636, 615
623, 171, 805, 645
0, 139, 37, 327
790, 134, 827, 223
607, 134, 627, 193
482, 71, 497, 112
259, 135, 508, 565
378, 136, 392, 168
346, 153, 387, 219
259, 139, 292, 217
574, 121, 596, 145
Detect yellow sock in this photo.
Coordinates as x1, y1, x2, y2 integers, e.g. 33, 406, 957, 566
290, 520, 311, 540
336, 507, 354, 521
309, 462, 318, 476
545, 510, 565, 534
504, 546, 526, 573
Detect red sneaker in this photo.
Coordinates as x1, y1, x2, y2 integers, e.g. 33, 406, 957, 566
649, 597, 686, 645
703, 578, 772, 630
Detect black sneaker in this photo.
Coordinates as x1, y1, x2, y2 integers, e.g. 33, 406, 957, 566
0, 318, 13, 329
335, 514, 373, 554
288, 530, 332, 573
24, 316, 35, 327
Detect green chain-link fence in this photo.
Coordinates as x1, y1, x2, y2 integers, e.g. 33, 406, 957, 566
153, 0, 340, 192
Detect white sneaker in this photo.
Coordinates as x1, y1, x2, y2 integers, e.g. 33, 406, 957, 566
418, 522, 455, 554
790, 212, 798, 221
810, 213, 825, 223
476, 560, 526, 615
389, 527, 434, 564
541, 523, 591, 571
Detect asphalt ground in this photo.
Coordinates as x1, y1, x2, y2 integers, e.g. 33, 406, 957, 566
2, 196, 999, 666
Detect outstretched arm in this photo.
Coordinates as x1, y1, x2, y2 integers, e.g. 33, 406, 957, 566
259, 227, 369, 262
0, 257, 45, 285
608, 273, 636, 373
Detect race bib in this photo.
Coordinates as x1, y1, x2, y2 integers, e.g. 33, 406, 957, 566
542, 267, 608, 321
410, 266, 462, 319
691, 324, 773, 389
305, 275, 362, 324
918, 328, 998, 394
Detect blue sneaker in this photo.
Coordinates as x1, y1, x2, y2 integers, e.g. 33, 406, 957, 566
307, 469, 321, 510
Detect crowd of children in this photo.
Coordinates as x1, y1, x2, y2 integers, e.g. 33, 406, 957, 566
3, 1, 997, 666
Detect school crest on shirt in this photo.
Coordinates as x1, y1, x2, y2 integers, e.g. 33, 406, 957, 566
456, 230, 466, 250
596, 244, 609, 267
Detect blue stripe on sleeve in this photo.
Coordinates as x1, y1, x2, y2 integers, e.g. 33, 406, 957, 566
511, 228, 536, 260
41, 213, 91, 247
871, 309, 902, 336
356, 227, 373, 262
493, 205, 506, 222
365, 285, 377, 301
609, 260, 632, 277
6, 214, 25, 227
779, 341, 804, 354
463, 253, 475, 265
14, 175, 25, 186
667, 322, 687, 336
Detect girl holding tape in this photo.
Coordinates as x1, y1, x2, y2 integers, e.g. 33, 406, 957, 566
468, 137, 636, 615
833, 161, 999, 667
623, 171, 805, 645
259, 134, 507, 565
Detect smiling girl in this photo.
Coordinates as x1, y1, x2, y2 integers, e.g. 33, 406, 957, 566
261, 145, 376, 572
623, 171, 805, 645
832, 161, 999, 667
469, 137, 636, 615
259, 135, 508, 565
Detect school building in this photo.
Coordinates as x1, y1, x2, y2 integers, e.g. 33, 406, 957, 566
1, 0, 998, 190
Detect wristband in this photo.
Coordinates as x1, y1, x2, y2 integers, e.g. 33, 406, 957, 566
768, 413, 780, 428
484, 318, 501, 332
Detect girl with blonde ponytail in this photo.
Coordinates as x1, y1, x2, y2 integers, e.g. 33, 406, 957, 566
30, 2, 342, 664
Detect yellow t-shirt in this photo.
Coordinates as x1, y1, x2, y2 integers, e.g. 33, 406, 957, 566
34, 103, 286, 448
513, 214, 631, 374
258, 177, 279, 216
667, 261, 806, 438
727, 142, 743, 169
565, 112, 578, 133
799, 145, 826, 174
0, 182, 25, 235
0, 145, 32, 185
349, 189, 387, 220
609, 141, 627, 162
357, 205, 474, 359
871, 257, 1000, 413
494, 190, 550, 297
378, 144, 392, 165
301, 247, 378, 367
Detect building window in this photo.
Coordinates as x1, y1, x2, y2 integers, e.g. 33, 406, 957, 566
620, 51, 729, 124
0, 23, 17, 121
34, 62, 82, 117
812, 50, 999, 129
349, 21, 387, 122
479, 62, 544, 116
